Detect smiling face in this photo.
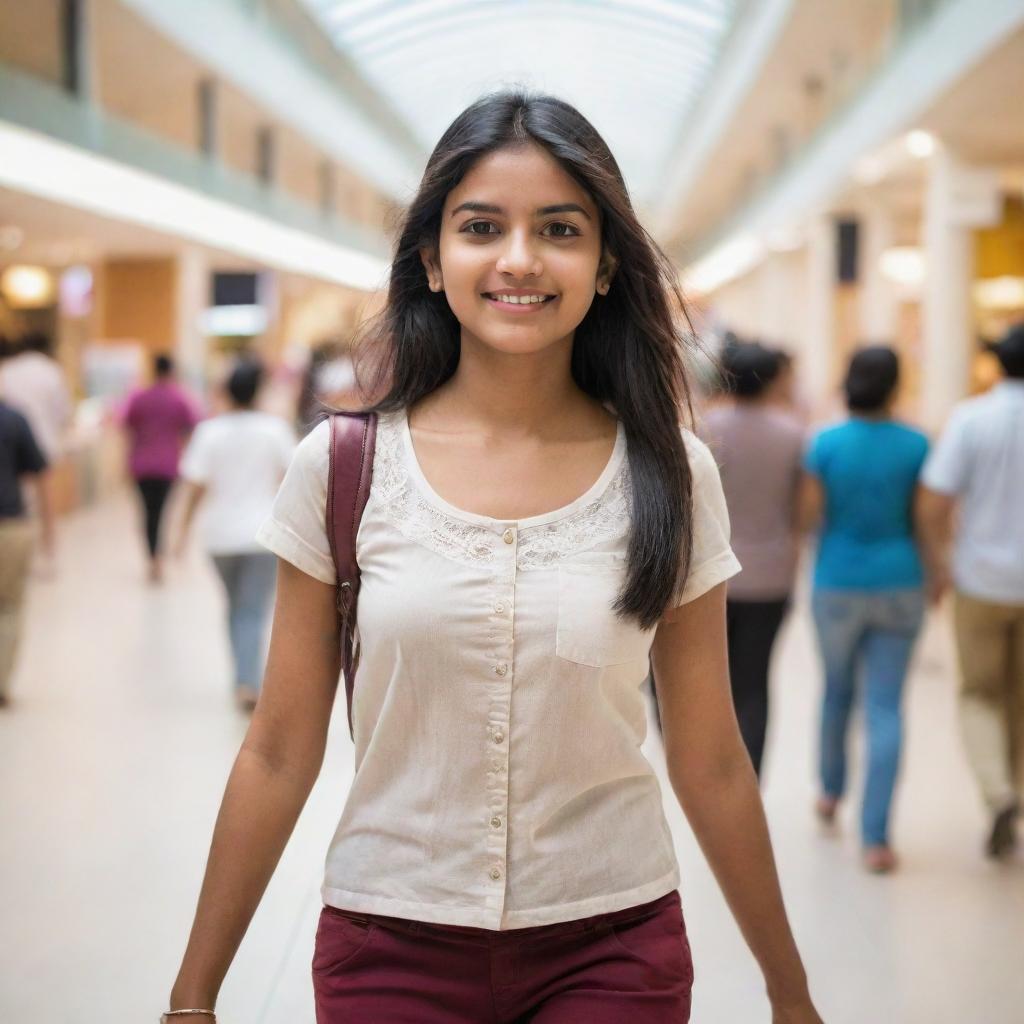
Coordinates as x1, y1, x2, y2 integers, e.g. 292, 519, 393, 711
420, 144, 614, 357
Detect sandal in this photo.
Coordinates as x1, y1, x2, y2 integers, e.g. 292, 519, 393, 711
863, 845, 898, 874
815, 795, 839, 826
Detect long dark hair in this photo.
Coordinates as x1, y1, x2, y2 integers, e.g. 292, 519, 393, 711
353, 91, 697, 630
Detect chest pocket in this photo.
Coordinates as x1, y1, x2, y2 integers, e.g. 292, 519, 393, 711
555, 554, 654, 668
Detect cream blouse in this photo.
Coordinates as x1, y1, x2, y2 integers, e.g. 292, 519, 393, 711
255, 408, 740, 929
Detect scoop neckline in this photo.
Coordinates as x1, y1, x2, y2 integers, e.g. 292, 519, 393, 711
400, 407, 626, 529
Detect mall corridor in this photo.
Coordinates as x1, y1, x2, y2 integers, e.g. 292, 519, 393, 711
3, 1, 1024, 1020
1, 489, 1021, 1024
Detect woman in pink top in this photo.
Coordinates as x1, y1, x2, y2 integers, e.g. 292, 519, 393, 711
121, 354, 202, 582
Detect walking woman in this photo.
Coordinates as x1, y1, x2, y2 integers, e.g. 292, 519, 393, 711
702, 341, 804, 778
801, 346, 929, 874
121, 353, 202, 582
165, 93, 822, 1023
175, 358, 295, 710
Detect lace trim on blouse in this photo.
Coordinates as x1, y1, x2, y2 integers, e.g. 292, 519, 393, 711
371, 412, 631, 570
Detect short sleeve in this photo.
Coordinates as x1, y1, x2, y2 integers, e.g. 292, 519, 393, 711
673, 430, 742, 606
254, 419, 335, 584
179, 422, 212, 484
921, 410, 968, 495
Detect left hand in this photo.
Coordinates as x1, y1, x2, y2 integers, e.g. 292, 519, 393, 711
772, 998, 825, 1023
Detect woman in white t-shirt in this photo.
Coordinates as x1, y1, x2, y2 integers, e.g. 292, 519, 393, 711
165, 94, 823, 1024
176, 358, 296, 710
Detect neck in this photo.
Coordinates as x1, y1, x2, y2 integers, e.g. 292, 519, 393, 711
416, 331, 601, 440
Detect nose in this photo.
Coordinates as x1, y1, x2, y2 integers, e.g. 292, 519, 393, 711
495, 229, 542, 279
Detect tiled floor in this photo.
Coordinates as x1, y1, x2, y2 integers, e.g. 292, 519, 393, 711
1, 492, 1021, 1023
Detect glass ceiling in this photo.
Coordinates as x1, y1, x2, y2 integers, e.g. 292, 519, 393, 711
299, 0, 742, 209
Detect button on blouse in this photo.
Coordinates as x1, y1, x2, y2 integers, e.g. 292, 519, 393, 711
256, 408, 740, 929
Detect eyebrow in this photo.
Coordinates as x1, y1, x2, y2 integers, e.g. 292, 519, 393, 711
450, 201, 592, 221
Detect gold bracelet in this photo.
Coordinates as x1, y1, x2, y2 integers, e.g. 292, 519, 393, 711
160, 1011, 216, 1023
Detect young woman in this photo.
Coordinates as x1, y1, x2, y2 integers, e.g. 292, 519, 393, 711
702, 341, 805, 778
165, 93, 823, 1023
800, 346, 929, 874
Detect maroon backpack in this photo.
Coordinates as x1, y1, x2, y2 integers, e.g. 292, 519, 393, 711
326, 411, 378, 739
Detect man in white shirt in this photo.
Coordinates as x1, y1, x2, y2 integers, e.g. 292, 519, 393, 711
918, 323, 1024, 859
0, 332, 72, 462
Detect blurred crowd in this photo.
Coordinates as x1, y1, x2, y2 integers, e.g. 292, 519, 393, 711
1, 322, 1022, 870
695, 324, 1024, 871
0, 332, 355, 713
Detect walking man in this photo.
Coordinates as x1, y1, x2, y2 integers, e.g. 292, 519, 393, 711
918, 323, 1024, 859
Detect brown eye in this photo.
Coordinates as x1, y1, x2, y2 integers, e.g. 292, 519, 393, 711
463, 221, 497, 236
544, 222, 581, 238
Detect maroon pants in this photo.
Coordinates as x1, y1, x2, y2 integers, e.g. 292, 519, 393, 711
312, 888, 693, 1023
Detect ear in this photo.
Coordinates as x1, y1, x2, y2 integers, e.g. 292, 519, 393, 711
596, 251, 618, 296
419, 246, 444, 293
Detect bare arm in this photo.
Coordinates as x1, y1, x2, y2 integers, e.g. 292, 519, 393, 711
173, 480, 206, 557
914, 486, 956, 605
795, 471, 824, 535
654, 584, 822, 1023
168, 560, 341, 1012
29, 470, 56, 558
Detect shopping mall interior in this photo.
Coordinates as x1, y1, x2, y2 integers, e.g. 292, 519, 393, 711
1, 1, 1022, 1022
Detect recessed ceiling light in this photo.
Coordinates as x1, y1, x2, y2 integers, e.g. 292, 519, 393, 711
879, 246, 926, 288
905, 130, 936, 158
1, 265, 54, 307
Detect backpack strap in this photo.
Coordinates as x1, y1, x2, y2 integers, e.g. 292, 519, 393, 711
326, 411, 378, 740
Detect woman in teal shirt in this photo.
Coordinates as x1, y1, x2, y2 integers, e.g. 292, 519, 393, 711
801, 347, 929, 873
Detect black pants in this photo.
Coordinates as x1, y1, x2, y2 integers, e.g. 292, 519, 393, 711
726, 597, 790, 777
135, 477, 173, 559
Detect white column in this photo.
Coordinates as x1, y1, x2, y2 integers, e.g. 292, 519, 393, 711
858, 203, 898, 344
175, 246, 209, 392
802, 215, 836, 416
921, 148, 999, 430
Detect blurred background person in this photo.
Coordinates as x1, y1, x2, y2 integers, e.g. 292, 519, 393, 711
799, 346, 929, 874
0, 330, 72, 463
120, 353, 203, 583
296, 339, 359, 435
918, 322, 1024, 860
175, 358, 295, 710
0, 391, 54, 708
701, 341, 804, 778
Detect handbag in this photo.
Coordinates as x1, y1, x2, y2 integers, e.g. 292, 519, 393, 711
326, 411, 378, 739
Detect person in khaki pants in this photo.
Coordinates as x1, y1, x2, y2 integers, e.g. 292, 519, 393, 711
0, 398, 54, 707
918, 323, 1024, 859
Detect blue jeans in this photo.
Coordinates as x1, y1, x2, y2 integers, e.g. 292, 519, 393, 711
811, 588, 924, 846
212, 552, 277, 690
